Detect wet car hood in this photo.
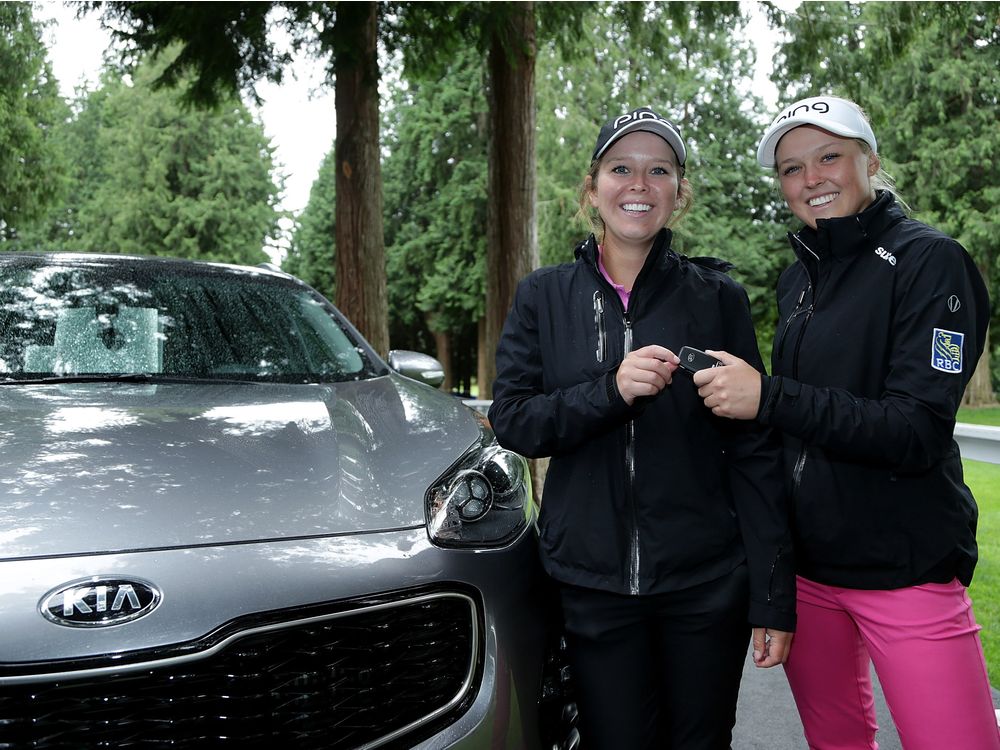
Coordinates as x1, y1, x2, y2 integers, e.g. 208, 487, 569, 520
0, 376, 481, 559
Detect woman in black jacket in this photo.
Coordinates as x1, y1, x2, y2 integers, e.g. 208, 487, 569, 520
696, 95, 999, 749
489, 107, 795, 750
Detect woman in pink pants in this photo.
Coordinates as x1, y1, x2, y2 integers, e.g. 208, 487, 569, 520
693, 95, 1000, 749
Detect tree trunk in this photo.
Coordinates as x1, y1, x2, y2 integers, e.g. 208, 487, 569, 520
482, 2, 538, 399
962, 263, 995, 407
477, 316, 488, 400
458, 322, 473, 397
431, 324, 452, 392
964, 325, 995, 407
333, 2, 388, 357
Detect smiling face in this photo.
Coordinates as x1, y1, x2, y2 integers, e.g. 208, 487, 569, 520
588, 131, 683, 255
775, 125, 879, 229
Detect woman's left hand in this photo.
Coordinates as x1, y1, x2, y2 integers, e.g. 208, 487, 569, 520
752, 627, 794, 668
692, 350, 761, 420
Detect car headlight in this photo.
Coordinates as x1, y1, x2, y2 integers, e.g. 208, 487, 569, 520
426, 423, 535, 548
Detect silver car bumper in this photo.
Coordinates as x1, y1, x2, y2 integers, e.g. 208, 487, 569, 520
0, 525, 565, 749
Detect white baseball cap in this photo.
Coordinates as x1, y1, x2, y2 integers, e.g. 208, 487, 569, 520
757, 95, 878, 168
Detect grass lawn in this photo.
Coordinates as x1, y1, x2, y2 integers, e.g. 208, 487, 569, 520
958, 406, 1000, 427
964, 459, 1000, 687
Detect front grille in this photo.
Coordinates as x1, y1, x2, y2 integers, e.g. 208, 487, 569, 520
0, 591, 479, 749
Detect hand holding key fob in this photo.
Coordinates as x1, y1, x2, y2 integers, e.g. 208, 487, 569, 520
678, 346, 722, 373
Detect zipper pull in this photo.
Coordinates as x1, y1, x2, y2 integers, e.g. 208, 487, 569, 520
593, 291, 607, 363
623, 313, 633, 354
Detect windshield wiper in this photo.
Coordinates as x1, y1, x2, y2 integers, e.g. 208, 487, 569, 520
0, 373, 250, 385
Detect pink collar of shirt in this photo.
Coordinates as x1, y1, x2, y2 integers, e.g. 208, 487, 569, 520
597, 244, 631, 310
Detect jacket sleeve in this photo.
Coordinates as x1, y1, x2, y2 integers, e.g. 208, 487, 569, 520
488, 273, 634, 458
717, 282, 796, 631
758, 237, 989, 472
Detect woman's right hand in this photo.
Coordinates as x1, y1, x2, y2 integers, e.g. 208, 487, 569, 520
616, 345, 679, 405
693, 350, 762, 420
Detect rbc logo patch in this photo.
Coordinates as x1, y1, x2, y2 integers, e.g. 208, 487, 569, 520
931, 328, 964, 373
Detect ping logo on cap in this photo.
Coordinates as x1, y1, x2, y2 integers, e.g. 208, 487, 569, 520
593, 106, 687, 165
613, 110, 676, 132
774, 100, 831, 124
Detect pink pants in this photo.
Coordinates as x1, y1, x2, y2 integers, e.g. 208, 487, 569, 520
784, 576, 1000, 750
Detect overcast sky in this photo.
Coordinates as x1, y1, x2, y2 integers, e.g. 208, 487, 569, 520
34, 0, 787, 221
35, 0, 336, 220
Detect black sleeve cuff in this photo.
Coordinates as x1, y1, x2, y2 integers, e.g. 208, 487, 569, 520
756, 374, 780, 424
605, 369, 622, 405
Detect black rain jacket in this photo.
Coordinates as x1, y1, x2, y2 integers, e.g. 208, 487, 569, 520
757, 191, 989, 589
489, 229, 796, 631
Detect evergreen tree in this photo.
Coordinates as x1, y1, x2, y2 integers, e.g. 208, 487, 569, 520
11, 47, 281, 264
285, 149, 336, 300
0, 2, 70, 236
290, 45, 487, 389
381, 47, 489, 391
89, 1, 389, 354
394, 1, 590, 395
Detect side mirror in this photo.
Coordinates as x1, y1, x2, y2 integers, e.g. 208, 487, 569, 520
387, 350, 445, 388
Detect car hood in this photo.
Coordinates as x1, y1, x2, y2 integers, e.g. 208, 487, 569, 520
0, 376, 482, 559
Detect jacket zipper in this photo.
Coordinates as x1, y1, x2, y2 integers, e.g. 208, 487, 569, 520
590, 254, 642, 595
775, 285, 810, 359
775, 233, 820, 359
623, 313, 640, 595
593, 291, 606, 363
784, 233, 821, 496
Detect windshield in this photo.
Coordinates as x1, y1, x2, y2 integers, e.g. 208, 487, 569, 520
0, 256, 381, 384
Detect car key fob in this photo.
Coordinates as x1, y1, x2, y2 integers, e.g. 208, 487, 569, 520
678, 346, 722, 373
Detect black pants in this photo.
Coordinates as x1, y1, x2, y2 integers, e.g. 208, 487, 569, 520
558, 565, 750, 750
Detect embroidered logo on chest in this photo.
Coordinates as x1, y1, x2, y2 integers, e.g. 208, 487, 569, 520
931, 328, 964, 373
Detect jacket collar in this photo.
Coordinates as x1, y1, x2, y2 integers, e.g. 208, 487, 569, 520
789, 190, 906, 262
575, 227, 675, 271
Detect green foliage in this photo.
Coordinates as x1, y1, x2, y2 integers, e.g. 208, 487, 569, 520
381, 46, 489, 352
0, 2, 71, 233
389, 2, 589, 79
964, 459, 1000, 686
284, 149, 336, 300
10, 46, 281, 264
91, 1, 308, 107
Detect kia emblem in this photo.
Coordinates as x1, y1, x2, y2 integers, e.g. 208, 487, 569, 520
40, 576, 162, 628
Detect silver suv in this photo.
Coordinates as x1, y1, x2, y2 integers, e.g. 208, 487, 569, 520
0, 253, 573, 749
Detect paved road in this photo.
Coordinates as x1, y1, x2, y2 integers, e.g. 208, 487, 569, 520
732, 646, 1000, 749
